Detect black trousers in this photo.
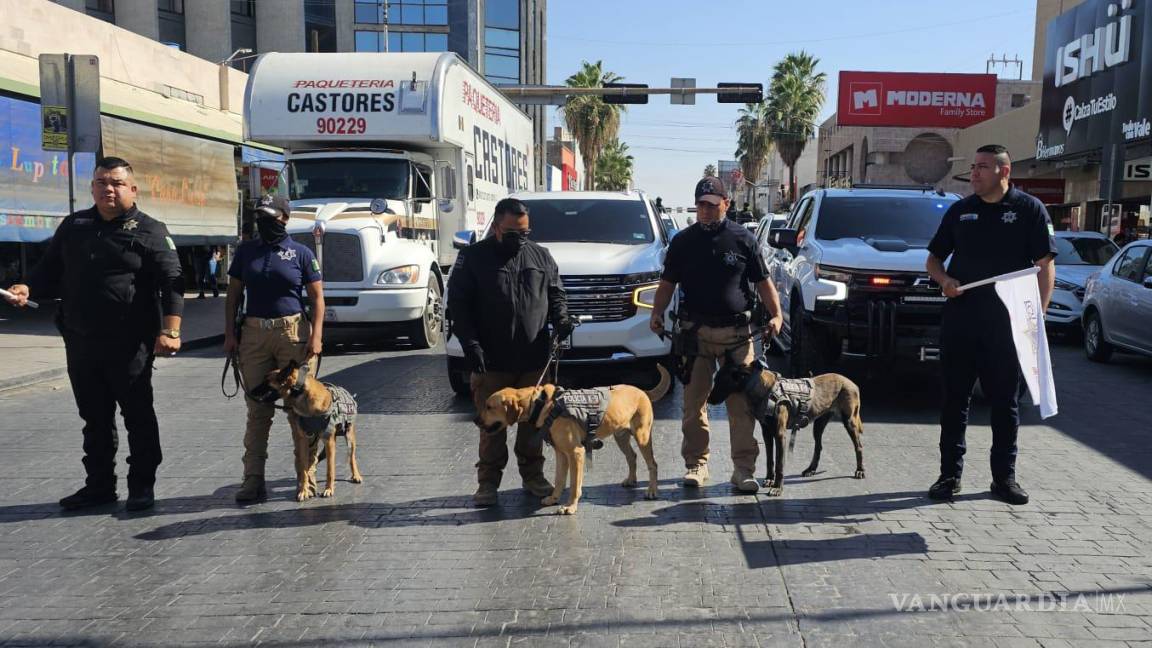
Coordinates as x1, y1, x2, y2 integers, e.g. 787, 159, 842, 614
938, 294, 1026, 483
64, 332, 161, 493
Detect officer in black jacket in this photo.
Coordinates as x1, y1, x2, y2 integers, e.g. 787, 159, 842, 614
4, 157, 184, 512
447, 197, 571, 506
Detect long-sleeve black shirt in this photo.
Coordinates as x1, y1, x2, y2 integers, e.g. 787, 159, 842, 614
447, 237, 568, 372
25, 205, 185, 340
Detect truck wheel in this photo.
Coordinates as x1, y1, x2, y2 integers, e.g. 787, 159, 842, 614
1083, 310, 1113, 363
408, 280, 443, 349
447, 356, 472, 397
788, 304, 826, 378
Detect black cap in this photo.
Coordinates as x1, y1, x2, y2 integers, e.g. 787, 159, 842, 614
694, 176, 728, 204
255, 194, 291, 219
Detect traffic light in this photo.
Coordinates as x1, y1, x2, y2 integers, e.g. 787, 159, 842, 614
717, 82, 763, 104
604, 82, 649, 105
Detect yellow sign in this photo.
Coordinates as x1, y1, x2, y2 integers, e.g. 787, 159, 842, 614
41, 105, 69, 151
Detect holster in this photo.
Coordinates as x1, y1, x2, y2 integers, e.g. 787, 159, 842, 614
669, 317, 699, 386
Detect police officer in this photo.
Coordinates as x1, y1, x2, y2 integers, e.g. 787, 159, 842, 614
3, 157, 183, 511
447, 198, 572, 507
649, 177, 783, 493
926, 144, 1057, 505
223, 194, 324, 503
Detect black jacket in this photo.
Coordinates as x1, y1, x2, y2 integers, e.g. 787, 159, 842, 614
447, 236, 568, 372
25, 205, 185, 340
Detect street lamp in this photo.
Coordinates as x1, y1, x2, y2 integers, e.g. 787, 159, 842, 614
218, 48, 257, 112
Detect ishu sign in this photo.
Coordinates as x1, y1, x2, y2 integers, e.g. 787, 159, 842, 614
837, 71, 998, 128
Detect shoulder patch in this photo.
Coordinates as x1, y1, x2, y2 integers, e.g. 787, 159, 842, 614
312, 258, 320, 272
1047, 223, 1055, 235
164, 236, 176, 250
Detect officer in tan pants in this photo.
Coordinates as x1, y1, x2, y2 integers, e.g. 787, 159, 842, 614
649, 177, 783, 493
223, 195, 324, 502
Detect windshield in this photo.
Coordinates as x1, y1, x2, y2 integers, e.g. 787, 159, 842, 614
1053, 236, 1119, 265
518, 199, 655, 245
290, 158, 409, 201
814, 196, 957, 246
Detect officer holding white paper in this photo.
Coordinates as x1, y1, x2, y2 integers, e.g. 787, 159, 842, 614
925, 144, 1057, 505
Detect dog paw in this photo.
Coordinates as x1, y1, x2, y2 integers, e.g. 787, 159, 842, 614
644, 487, 658, 500
296, 489, 314, 502
801, 468, 817, 477
854, 470, 866, 479
349, 474, 364, 484
557, 505, 577, 515
766, 486, 783, 497
620, 477, 637, 488
542, 495, 559, 506
320, 488, 334, 498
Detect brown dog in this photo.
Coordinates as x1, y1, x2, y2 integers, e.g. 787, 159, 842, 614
708, 358, 864, 496
476, 373, 669, 515
265, 361, 363, 501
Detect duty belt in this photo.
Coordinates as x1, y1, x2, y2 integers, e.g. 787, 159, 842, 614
681, 311, 752, 328
245, 314, 302, 330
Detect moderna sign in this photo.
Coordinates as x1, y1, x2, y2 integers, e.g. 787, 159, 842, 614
837, 71, 998, 128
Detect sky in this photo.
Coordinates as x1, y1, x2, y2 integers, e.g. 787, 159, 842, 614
545, 0, 1039, 208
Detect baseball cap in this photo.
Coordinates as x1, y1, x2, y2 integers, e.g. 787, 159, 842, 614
694, 176, 728, 205
255, 194, 291, 219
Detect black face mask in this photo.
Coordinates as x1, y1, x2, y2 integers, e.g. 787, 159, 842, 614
500, 230, 528, 254
257, 218, 287, 243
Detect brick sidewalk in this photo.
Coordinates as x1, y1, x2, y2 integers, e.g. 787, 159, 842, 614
0, 342, 1148, 646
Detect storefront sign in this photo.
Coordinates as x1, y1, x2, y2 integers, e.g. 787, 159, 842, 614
0, 96, 95, 242
1123, 157, 1152, 180
1037, 0, 1152, 159
101, 116, 238, 243
837, 71, 997, 128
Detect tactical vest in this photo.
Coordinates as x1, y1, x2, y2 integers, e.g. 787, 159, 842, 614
758, 377, 814, 429
540, 387, 614, 450
298, 383, 358, 440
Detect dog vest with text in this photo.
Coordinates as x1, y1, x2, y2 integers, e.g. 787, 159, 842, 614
541, 387, 613, 450
298, 383, 358, 440
760, 378, 814, 429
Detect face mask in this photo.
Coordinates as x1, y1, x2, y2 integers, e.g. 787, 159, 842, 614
699, 217, 724, 232
257, 218, 287, 243
500, 230, 528, 254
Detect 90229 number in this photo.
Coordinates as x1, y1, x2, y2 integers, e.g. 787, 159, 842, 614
317, 117, 367, 135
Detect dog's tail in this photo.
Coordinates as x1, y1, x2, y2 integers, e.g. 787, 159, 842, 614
644, 364, 672, 402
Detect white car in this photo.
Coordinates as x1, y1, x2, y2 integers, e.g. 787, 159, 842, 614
445, 190, 675, 397
1082, 240, 1152, 361
1046, 231, 1119, 329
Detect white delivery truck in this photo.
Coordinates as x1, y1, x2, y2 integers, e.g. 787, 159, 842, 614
244, 52, 534, 347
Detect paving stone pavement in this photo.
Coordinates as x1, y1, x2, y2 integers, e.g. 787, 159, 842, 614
0, 339, 1149, 647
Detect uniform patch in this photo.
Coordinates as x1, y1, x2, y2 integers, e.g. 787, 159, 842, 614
122, 219, 139, 231
1047, 223, 1055, 235
164, 236, 176, 250
1001, 211, 1017, 224
277, 248, 298, 262
960, 213, 979, 222
721, 250, 740, 266
311, 258, 320, 272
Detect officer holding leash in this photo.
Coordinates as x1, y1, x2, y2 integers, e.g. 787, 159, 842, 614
3, 157, 183, 512
649, 177, 783, 493
223, 195, 324, 503
447, 198, 573, 507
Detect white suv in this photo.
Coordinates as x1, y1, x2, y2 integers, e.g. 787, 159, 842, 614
444, 191, 675, 396
765, 185, 961, 376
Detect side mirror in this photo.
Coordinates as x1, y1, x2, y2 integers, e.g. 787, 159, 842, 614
452, 230, 476, 250
1144, 276, 1152, 289
769, 228, 799, 249
369, 198, 393, 215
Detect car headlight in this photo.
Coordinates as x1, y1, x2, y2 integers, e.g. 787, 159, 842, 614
633, 283, 659, 308
1054, 278, 1081, 292
376, 264, 420, 285
816, 265, 853, 284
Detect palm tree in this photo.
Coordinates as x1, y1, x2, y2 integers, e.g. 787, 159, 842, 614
595, 139, 634, 191
734, 101, 772, 210
560, 61, 624, 190
703, 164, 717, 178
766, 51, 826, 206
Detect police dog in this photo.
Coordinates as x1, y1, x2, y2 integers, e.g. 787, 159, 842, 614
707, 356, 863, 496
265, 360, 363, 501
475, 372, 670, 515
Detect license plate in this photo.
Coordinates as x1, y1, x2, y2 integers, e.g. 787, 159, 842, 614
901, 295, 946, 304
324, 307, 337, 322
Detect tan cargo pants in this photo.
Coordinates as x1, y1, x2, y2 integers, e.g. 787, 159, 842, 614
471, 369, 548, 487
681, 324, 759, 472
238, 314, 316, 477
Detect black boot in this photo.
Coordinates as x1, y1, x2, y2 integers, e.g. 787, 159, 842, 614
59, 486, 118, 511
928, 475, 961, 501
126, 486, 155, 511
990, 478, 1029, 505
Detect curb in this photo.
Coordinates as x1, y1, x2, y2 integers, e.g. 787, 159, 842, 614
0, 334, 224, 393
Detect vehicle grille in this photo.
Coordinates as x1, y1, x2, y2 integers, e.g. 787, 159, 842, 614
563, 274, 652, 322
290, 232, 364, 282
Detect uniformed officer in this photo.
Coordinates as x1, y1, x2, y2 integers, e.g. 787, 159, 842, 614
223, 194, 324, 503
649, 177, 783, 493
926, 144, 1057, 505
3, 157, 183, 511
447, 198, 572, 507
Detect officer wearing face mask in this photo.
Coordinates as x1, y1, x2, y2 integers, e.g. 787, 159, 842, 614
223, 194, 324, 503
447, 198, 572, 507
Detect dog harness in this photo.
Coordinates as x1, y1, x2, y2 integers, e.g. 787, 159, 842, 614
539, 387, 613, 451
760, 377, 815, 429
298, 383, 358, 441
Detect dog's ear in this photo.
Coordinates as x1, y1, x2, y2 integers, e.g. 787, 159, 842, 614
502, 395, 524, 424
275, 364, 296, 384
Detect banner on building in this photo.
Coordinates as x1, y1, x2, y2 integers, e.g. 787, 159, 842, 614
836, 71, 997, 128
101, 116, 238, 244
1036, 0, 1152, 160
0, 96, 95, 243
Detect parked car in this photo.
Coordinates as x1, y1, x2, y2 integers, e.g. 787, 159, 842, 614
1046, 231, 1119, 331
445, 190, 675, 396
1081, 240, 1152, 362
765, 185, 961, 376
